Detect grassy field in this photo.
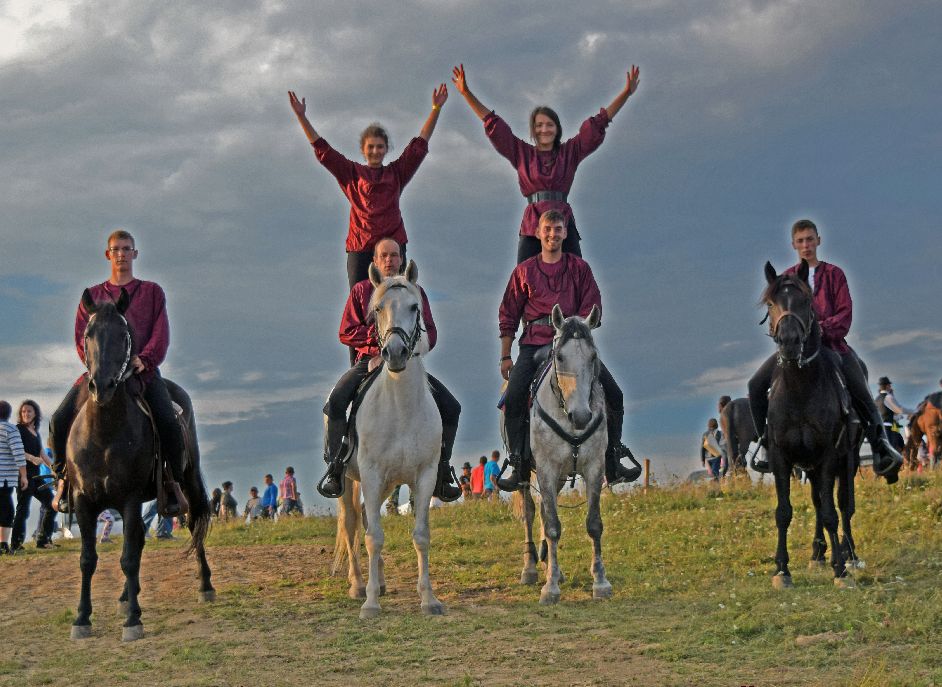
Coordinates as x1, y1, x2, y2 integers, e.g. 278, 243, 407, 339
1, 471, 941, 687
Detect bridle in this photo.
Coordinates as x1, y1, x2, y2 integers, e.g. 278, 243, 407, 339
374, 284, 424, 360
547, 333, 600, 414
766, 296, 819, 368
83, 312, 134, 386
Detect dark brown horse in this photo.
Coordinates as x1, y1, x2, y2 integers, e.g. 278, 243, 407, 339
720, 397, 756, 475
905, 393, 942, 470
760, 261, 859, 589
66, 289, 214, 641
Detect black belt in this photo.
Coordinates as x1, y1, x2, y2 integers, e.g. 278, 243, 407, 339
526, 191, 567, 204
526, 316, 552, 327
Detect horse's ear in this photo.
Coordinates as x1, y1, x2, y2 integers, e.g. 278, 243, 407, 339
116, 288, 130, 314
405, 260, 418, 284
551, 304, 564, 330
368, 263, 383, 287
764, 261, 777, 284
796, 259, 810, 284
81, 289, 97, 314
586, 304, 601, 329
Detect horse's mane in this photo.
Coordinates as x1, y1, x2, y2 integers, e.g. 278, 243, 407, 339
760, 273, 812, 306
368, 276, 421, 312
555, 317, 594, 348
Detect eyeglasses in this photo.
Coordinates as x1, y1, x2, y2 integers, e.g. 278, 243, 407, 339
107, 246, 135, 254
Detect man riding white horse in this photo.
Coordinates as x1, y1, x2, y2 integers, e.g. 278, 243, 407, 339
748, 219, 903, 483
496, 210, 641, 491
49, 230, 185, 515
318, 238, 461, 501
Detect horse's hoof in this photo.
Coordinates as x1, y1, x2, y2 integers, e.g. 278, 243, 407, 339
199, 590, 216, 603
592, 582, 613, 599
70, 624, 92, 640
520, 570, 539, 585
539, 591, 561, 605
834, 576, 856, 589
772, 574, 794, 590
421, 602, 445, 616
349, 586, 366, 599
359, 605, 381, 620
122, 624, 145, 642
117, 601, 130, 615
808, 559, 827, 570
379, 585, 387, 597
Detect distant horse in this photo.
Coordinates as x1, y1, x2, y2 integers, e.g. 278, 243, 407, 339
333, 261, 445, 618
66, 289, 214, 641
720, 397, 756, 475
905, 393, 942, 470
513, 305, 612, 604
760, 261, 859, 589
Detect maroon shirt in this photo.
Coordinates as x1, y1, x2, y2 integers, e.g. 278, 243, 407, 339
75, 279, 169, 385
499, 254, 602, 347
785, 261, 852, 354
312, 137, 429, 253
339, 279, 437, 363
483, 109, 610, 237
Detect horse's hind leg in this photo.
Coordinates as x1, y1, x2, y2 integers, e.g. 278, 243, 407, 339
520, 489, 539, 585
812, 470, 851, 587
771, 469, 794, 589
586, 475, 611, 599
119, 500, 146, 641
337, 479, 366, 598
412, 468, 444, 615
808, 477, 827, 570
838, 457, 860, 568
72, 505, 98, 639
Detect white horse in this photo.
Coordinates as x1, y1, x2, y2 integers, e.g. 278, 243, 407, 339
333, 260, 445, 619
514, 305, 613, 604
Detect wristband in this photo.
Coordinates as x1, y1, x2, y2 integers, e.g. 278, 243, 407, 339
432, 104, 440, 111
500, 356, 512, 363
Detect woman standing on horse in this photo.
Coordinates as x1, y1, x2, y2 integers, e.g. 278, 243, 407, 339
288, 84, 449, 290
451, 64, 640, 263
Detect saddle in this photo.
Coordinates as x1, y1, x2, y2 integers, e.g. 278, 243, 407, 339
335, 363, 384, 465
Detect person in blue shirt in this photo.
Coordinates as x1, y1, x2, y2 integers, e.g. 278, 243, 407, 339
483, 450, 502, 501
261, 474, 279, 517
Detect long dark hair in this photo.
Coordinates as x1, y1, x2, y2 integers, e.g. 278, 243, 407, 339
529, 106, 562, 149
18, 399, 41, 430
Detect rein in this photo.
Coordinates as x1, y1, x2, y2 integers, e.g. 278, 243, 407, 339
375, 286, 424, 360
767, 306, 820, 368
83, 312, 134, 384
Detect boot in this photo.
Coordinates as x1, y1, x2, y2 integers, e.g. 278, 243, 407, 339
433, 423, 461, 502
317, 457, 346, 498
870, 428, 903, 484
605, 443, 642, 485
317, 417, 350, 499
750, 433, 771, 473
497, 453, 531, 492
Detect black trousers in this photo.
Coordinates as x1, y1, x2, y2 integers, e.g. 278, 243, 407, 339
49, 373, 185, 479
516, 232, 581, 265
503, 344, 623, 455
324, 358, 460, 457
748, 347, 883, 441
0, 484, 14, 527
12, 477, 54, 547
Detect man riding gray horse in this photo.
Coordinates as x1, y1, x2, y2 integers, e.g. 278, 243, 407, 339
318, 238, 461, 501
49, 230, 185, 516
748, 219, 903, 483
496, 209, 641, 491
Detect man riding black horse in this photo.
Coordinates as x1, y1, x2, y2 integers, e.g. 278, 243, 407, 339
49, 230, 185, 515
748, 219, 903, 483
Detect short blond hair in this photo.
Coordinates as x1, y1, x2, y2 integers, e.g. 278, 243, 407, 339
107, 229, 135, 248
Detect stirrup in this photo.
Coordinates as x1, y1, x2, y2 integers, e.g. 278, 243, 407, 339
497, 455, 528, 492
435, 465, 462, 503
316, 461, 345, 499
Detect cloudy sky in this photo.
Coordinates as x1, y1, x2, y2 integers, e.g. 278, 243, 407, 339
1, 0, 940, 509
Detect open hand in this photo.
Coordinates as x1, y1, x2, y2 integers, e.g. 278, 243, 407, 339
451, 64, 469, 95
288, 91, 307, 117
432, 83, 448, 108
626, 65, 640, 96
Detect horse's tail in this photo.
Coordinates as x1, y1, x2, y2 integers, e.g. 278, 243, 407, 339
332, 478, 361, 576
511, 490, 526, 520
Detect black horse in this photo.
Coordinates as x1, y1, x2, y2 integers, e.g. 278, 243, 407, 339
760, 261, 859, 589
66, 289, 214, 641
720, 397, 755, 475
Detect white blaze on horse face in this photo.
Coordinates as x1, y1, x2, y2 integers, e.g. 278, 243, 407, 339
556, 370, 578, 399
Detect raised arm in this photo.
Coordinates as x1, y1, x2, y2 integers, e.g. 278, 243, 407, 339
288, 91, 321, 145
451, 64, 491, 121
419, 83, 448, 141
604, 65, 640, 120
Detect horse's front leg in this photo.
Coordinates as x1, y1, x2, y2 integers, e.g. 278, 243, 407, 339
537, 473, 562, 605
837, 456, 860, 568
808, 474, 827, 569
772, 467, 794, 589
585, 467, 611, 599
815, 468, 852, 587
119, 500, 146, 641
520, 488, 539, 585
72, 503, 99, 639
412, 464, 444, 615
359, 478, 385, 619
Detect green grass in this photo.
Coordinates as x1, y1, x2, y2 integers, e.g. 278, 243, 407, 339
2, 472, 941, 686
